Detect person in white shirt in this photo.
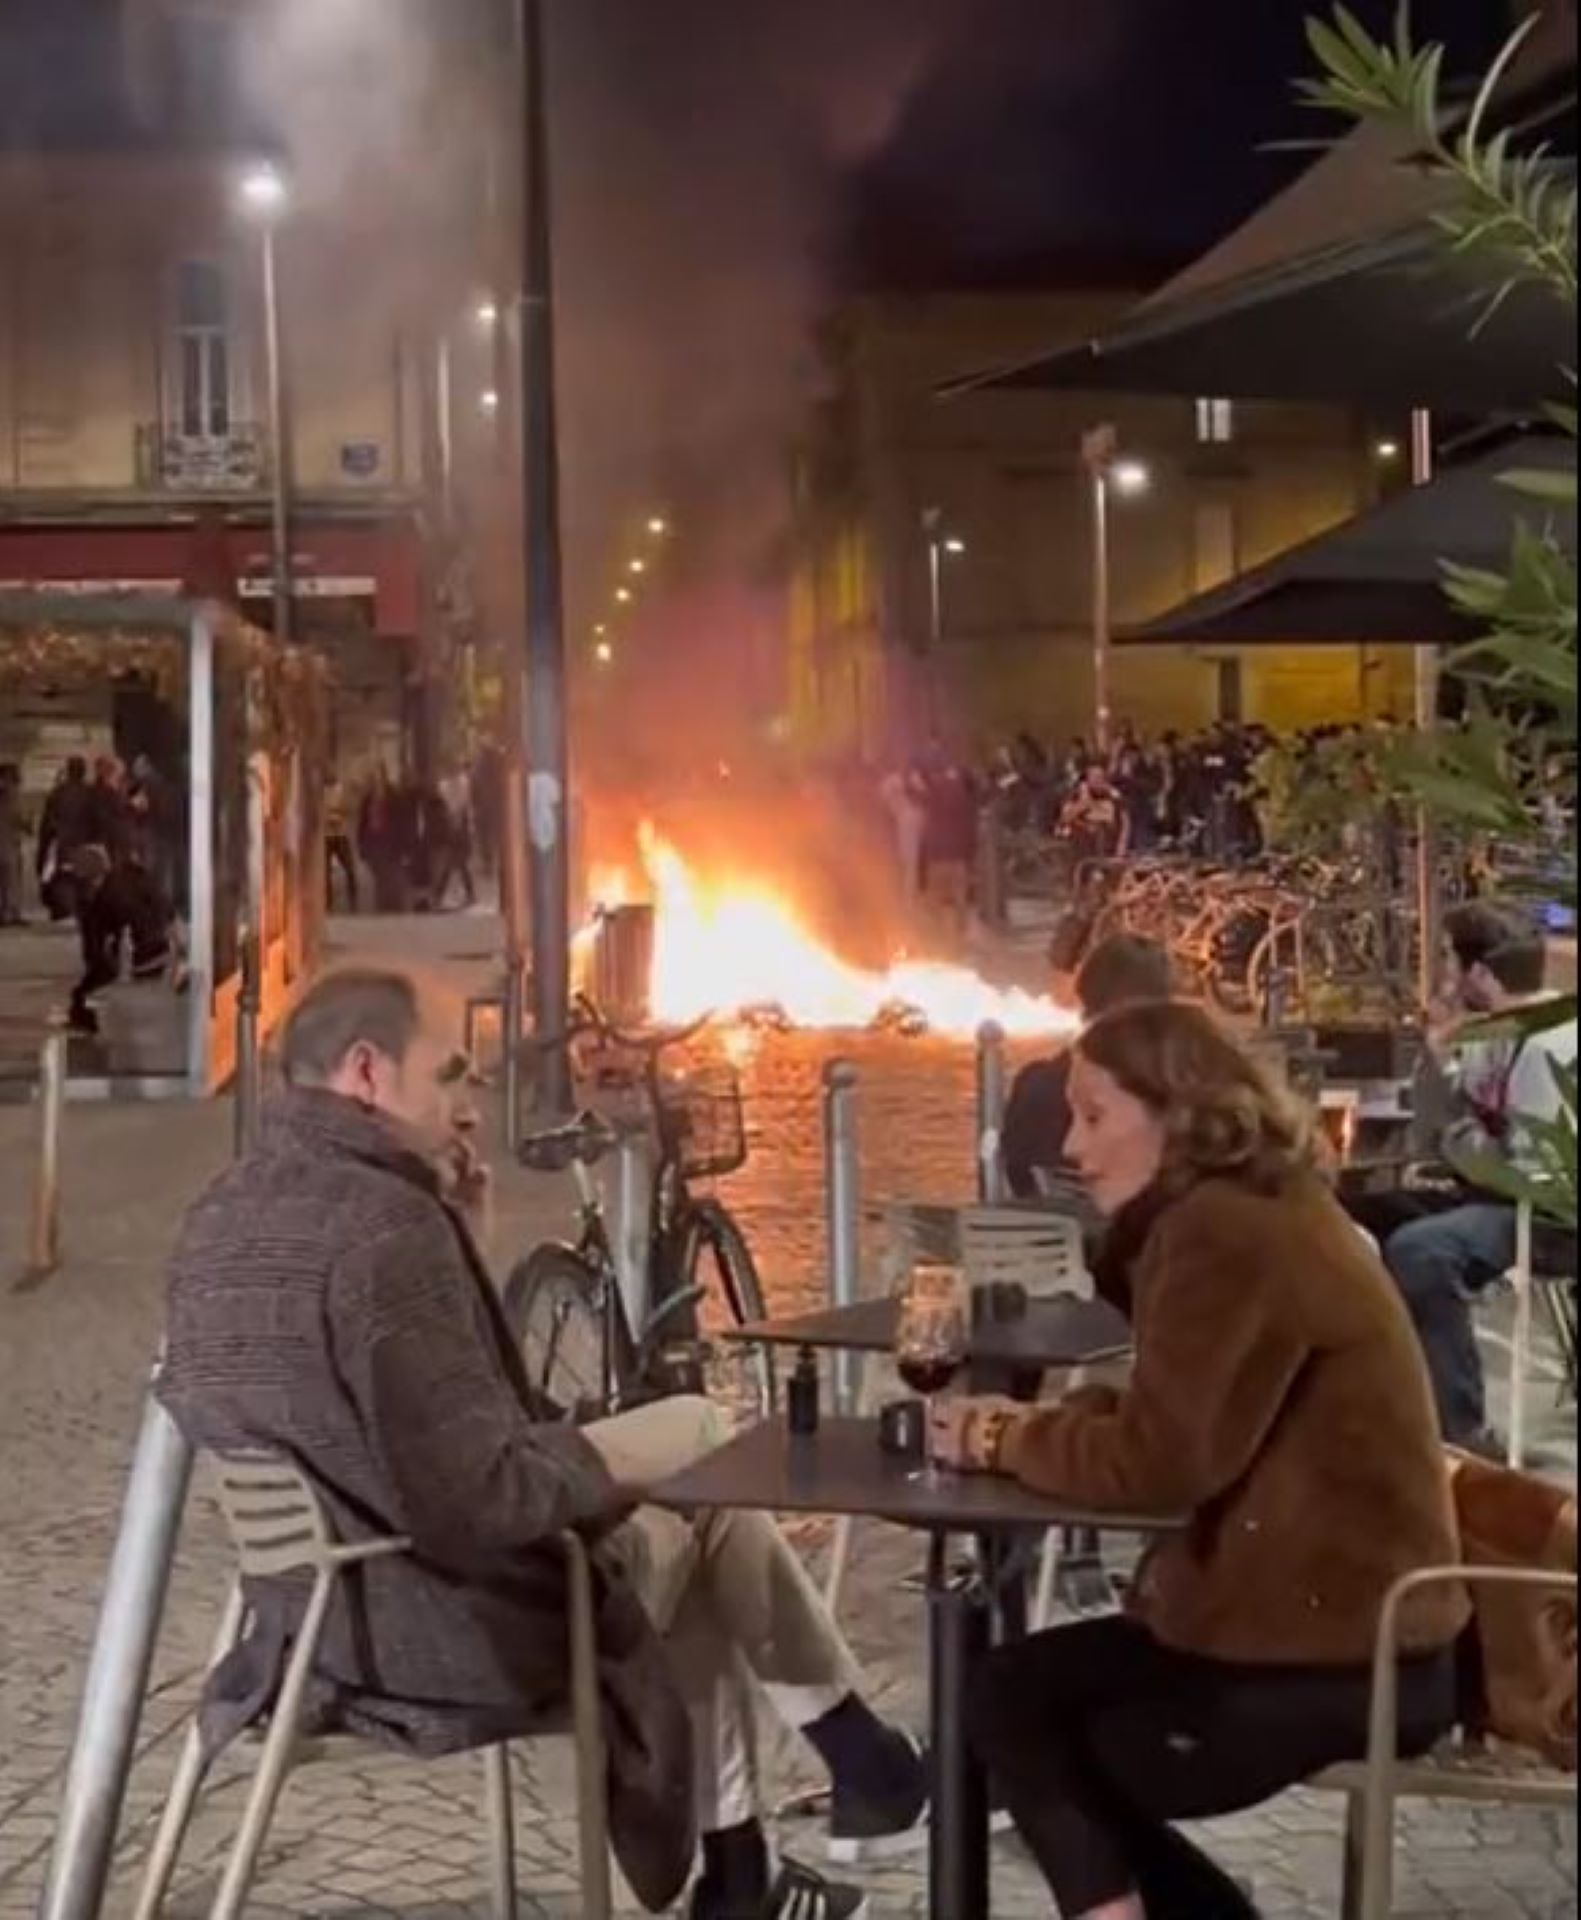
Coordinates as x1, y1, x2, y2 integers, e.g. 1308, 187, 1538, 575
1371, 903, 1576, 1448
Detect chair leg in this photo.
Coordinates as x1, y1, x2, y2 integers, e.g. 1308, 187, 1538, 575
132, 1580, 248, 1920
482, 1744, 518, 1920
208, 1572, 335, 1920
1031, 1527, 1061, 1632
1339, 1791, 1364, 1920
567, 1537, 613, 1920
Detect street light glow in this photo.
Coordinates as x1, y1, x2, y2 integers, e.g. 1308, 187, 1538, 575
1376, 439, 1403, 461
476, 299, 500, 327
944, 537, 967, 557
595, 641, 614, 665
238, 161, 289, 217
1111, 459, 1152, 497
480, 389, 501, 414
615, 586, 633, 604
647, 517, 669, 537
628, 557, 647, 575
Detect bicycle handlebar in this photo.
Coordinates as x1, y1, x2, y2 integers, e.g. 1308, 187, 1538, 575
520, 993, 714, 1062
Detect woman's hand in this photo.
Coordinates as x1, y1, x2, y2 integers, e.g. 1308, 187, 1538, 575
928, 1395, 1027, 1474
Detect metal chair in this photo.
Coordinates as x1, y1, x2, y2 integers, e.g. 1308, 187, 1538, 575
131, 1452, 611, 1920
960, 1205, 1090, 1302
1311, 1564, 1578, 1920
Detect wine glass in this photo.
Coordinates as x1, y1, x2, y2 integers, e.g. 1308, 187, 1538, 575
894, 1261, 970, 1484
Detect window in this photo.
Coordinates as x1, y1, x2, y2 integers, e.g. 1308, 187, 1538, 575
1195, 396, 1235, 445
174, 259, 233, 439
1193, 502, 1238, 591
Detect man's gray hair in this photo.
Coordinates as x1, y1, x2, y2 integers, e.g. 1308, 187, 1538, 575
281, 968, 422, 1086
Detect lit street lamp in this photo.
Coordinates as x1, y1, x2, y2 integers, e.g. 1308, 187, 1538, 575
922, 508, 967, 647
1081, 425, 1151, 755
647, 515, 669, 537
238, 161, 293, 647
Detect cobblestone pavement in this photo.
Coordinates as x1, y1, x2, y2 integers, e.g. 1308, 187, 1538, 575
1, 917, 1575, 1918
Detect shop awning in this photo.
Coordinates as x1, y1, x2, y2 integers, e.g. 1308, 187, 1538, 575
1119, 433, 1575, 648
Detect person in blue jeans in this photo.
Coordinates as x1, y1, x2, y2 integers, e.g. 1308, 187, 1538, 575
1355, 903, 1577, 1449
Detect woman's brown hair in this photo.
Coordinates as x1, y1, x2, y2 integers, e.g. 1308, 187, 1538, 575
1076, 1000, 1315, 1195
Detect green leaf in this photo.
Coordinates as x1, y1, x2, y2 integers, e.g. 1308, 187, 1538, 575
1501, 467, 1578, 505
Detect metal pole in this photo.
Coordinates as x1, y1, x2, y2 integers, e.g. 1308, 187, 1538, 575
502, 955, 525, 1150
975, 799, 1005, 933
34, 1383, 196, 1920
21, 1015, 68, 1285
1410, 408, 1440, 1011
975, 1022, 1008, 1205
519, 0, 572, 1118
1091, 466, 1112, 757
234, 925, 262, 1156
261, 221, 292, 649
823, 1059, 862, 1417
928, 537, 942, 647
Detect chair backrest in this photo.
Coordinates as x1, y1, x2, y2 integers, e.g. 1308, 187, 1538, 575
961, 1206, 1090, 1300
869, 1202, 962, 1298
209, 1452, 338, 1579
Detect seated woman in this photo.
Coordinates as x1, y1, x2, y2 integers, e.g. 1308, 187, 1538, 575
931, 1001, 1466, 1920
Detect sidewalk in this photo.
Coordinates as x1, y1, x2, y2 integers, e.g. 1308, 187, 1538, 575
0, 914, 1574, 1918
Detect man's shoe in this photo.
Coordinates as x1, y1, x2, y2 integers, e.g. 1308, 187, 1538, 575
689, 1858, 870, 1920
826, 1730, 928, 1865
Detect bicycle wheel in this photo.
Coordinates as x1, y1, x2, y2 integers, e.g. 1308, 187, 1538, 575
501, 1244, 627, 1416
681, 1200, 778, 1417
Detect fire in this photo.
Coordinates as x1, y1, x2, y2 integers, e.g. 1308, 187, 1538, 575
590, 826, 1078, 1040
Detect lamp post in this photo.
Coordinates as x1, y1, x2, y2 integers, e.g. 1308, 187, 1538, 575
921, 509, 967, 648
238, 161, 293, 647
1080, 426, 1150, 757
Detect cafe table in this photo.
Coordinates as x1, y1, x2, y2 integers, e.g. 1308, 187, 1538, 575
726, 1291, 1133, 1372
652, 1415, 1182, 1920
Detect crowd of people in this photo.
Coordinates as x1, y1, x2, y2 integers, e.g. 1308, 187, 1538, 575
151, 911, 1574, 1918
327, 750, 502, 916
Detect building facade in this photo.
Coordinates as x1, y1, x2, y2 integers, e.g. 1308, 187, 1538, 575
0, 0, 507, 799
787, 291, 1416, 760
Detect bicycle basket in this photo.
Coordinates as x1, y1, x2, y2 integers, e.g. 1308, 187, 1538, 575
656, 1066, 747, 1179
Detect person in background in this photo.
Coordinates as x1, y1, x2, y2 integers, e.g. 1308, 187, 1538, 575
36, 756, 94, 920
879, 763, 927, 909
87, 755, 131, 863
160, 969, 926, 1920
324, 775, 359, 913
126, 753, 176, 901
1000, 933, 1174, 1215
67, 843, 175, 1035
0, 764, 25, 926
470, 742, 503, 879
1059, 764, 1129, 871
919, 753, 977, 943
1353, 901, 1577, 1450
435, 765, 478, 910
358, 765, 407, 913
936, 1002, 1464, 1920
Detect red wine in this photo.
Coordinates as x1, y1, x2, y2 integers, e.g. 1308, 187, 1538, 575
897, 1356, 962, 1397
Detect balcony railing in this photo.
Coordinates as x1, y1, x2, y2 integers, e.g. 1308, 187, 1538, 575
134, 423, 268, 492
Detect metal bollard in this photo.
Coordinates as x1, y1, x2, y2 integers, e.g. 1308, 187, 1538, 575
975, 1021, 1008, 1205
233, 928, 262, 1156
822, 1059, 861, 1417
21, 1015, 68, 1286
35, 1381, 195, 1920
975, 803, 1007, 932
502, 958, 525, 1152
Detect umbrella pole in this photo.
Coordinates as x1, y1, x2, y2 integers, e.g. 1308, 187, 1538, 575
1410, 409, 1441, 1012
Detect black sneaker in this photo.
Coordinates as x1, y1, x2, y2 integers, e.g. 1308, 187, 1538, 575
689, 1859, 870, 1920
826, 1730, 928, 1865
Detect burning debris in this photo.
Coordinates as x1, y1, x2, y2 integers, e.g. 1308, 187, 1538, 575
577, 825, 1079, 1041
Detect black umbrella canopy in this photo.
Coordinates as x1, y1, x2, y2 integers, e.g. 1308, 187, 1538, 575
1120, 433, 1577, 648
943, 32, 1576, 415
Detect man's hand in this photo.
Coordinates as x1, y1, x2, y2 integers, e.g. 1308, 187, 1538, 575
442, 1134, 494, 1244
927, 1394, 1028, 1474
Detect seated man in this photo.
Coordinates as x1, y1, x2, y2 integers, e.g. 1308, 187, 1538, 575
1352, 902, 1577, 1449
159, 968, 925, 1920
1000, 931, 1173, 1216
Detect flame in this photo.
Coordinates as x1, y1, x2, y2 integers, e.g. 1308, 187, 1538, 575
627, 826, 1077, 1039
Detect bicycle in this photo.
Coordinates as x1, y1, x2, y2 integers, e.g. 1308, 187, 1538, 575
502, 996, 776, 1422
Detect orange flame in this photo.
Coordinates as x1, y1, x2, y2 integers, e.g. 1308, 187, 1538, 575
624, 826, 1077, 1039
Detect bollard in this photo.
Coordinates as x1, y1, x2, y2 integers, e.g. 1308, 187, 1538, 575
233, 927, 262, 1156
502, 958, 525, 1152
975, 1021, 1008, 1205
822, 1059, 862, 1417
975, 802, 1007, 932
35, 1381, 195, 1920
21, 1015, 68, 1286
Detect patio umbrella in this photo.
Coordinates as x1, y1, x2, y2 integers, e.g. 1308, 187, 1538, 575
1120, 434, 1577, 649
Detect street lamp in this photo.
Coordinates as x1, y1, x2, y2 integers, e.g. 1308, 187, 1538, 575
1081, 425, 1151, 755
238, 161, 292, 645
647, 516, 668, 537
922, 508, 967, 647
595, 640, 614, 666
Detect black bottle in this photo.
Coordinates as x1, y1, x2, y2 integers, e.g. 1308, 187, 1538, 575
787, 1345, 821, 1436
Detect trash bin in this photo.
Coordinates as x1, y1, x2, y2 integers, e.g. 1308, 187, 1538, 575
592, 904, 655, 1028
